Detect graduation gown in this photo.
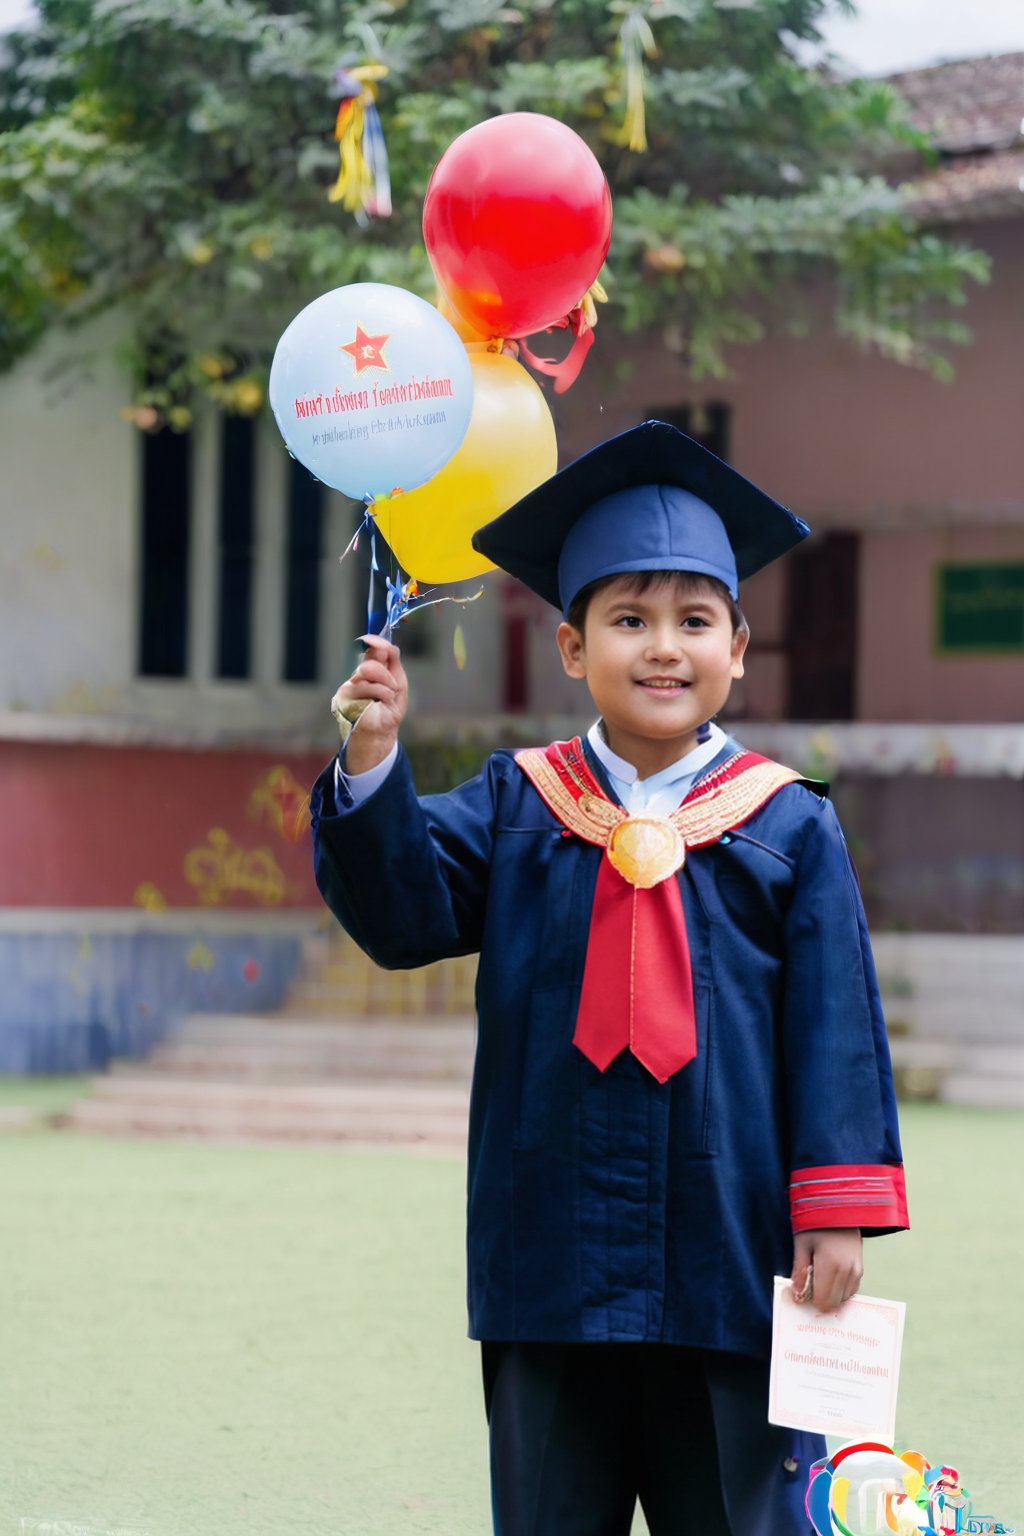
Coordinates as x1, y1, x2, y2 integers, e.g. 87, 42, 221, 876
310, 735, 907, 1358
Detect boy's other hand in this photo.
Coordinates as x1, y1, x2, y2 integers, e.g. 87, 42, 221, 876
332, 634, 408, 774
791, 1228, 863, 1314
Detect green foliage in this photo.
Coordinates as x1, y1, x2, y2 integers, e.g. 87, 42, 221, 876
0, 0, 989, 420
403, 736, 492, 794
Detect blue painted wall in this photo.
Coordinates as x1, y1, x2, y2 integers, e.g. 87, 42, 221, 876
0, 931, 303, 1074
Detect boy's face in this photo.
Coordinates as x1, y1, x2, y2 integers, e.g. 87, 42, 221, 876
555, 573, 748, 776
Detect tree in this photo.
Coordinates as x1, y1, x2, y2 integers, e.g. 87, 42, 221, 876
0, 0, 989, 428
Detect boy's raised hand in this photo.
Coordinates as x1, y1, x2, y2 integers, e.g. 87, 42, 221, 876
791, 1228, 863, 1314
331, 634, 408, 775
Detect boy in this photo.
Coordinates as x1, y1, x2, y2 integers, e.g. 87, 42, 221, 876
310, 421, 907, 1535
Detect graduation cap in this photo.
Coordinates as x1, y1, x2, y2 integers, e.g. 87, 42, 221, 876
471, 419, 810, 615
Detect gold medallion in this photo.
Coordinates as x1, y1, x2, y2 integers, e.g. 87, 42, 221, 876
606, 816, 686, 889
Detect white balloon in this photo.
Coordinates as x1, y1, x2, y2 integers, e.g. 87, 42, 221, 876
269, 282, 473, 499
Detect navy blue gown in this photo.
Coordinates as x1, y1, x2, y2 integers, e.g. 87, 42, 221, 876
310, 734, 907, 1533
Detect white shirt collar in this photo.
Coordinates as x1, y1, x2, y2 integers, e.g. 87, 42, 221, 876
586, 719, 727, 788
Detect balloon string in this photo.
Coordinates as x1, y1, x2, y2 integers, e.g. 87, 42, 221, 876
368, 523, 380, 635
339, 494, 486, 642
336, 518, 365, 565
335, 499, 382, 634
385, 581, 486, 636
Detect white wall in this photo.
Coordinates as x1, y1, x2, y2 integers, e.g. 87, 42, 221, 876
0, 321, 502, 741
1, 320, 135, 714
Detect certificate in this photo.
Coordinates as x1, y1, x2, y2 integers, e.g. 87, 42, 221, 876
768, 1277, 906, 1443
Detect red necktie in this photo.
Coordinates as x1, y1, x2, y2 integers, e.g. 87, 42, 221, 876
572, 854, 697, 1084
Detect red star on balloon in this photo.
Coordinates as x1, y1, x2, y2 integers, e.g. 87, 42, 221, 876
340, 325, 391, 373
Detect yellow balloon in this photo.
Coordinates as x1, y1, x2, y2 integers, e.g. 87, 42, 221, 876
373, 350, 558, 584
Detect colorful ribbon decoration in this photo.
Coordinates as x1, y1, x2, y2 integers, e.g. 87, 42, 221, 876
329, 64, 392, 219
617, 6, 658, 153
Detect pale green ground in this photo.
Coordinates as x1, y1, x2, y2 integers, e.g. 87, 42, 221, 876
0, 1074, 90, 1115
0, 1103, 1021, 1536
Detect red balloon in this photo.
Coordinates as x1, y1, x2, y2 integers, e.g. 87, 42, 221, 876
423, 113, 612, 341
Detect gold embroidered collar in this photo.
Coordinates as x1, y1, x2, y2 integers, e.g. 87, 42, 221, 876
515, 737, 802, 889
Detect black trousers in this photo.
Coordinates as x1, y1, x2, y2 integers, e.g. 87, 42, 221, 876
482, 1342, 817, 1536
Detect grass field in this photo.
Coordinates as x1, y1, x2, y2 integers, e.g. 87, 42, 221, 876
1, 1099, 1021, 1535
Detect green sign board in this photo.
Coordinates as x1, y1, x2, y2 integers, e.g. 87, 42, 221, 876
935, 562, 1024, 654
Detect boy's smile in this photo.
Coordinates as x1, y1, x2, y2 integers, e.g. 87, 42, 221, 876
556, 574, 748, 780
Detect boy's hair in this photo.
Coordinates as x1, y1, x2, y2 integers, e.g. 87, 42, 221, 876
565, 569, 748, 637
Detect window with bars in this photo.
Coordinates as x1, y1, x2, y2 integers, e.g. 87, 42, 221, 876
216, 415, 255, 680
785, 531, 860, 721
138, 425, 191, 678
138, 416, 326, 686
284, 458, 324, 683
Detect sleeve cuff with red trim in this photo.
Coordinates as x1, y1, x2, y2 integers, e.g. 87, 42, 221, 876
789, 1163, 909, 1233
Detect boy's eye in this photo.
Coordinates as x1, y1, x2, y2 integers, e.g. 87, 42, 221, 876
616, 615, 644, 628
682, 616, 709, 629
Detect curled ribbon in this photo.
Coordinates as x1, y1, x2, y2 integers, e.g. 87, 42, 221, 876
329, 63, 392, 218
512, 278, 609, 394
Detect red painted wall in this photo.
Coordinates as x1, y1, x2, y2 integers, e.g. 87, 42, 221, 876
0, 741, 331, 908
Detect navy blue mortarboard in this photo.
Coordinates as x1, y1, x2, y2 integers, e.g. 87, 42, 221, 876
471, 420, 810, 615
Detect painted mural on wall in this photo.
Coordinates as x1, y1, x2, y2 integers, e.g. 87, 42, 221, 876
0, 743, 325, 907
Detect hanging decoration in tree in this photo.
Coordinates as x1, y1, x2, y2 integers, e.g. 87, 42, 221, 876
616, 6, 658, 153
329, 63, 392, 219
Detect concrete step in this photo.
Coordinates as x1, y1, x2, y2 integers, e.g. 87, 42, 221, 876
0, 1105, 38, 1132
872, 935, 1024, 1042
279, 991, 476, 1019
145, 1034, 474, 1068
301, 960, 474, 989
62, 1076, 469, 1149
284, 932, 477, 1018
90, 1075, 470, 1109
887, 1039, 960, 1069
282, 921, 478, 1019
170, 1014, 473, 1045
142, 1014, 475, 1082
888, 1038, 1024, 1104
278, 994, 447, 1018
887, 1038, 959, 1102
958, 1043, 1024, 1075
941, 1076, 1024, 1110
138, 1047, 472, 1082
882, 1001, 1024, 1042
